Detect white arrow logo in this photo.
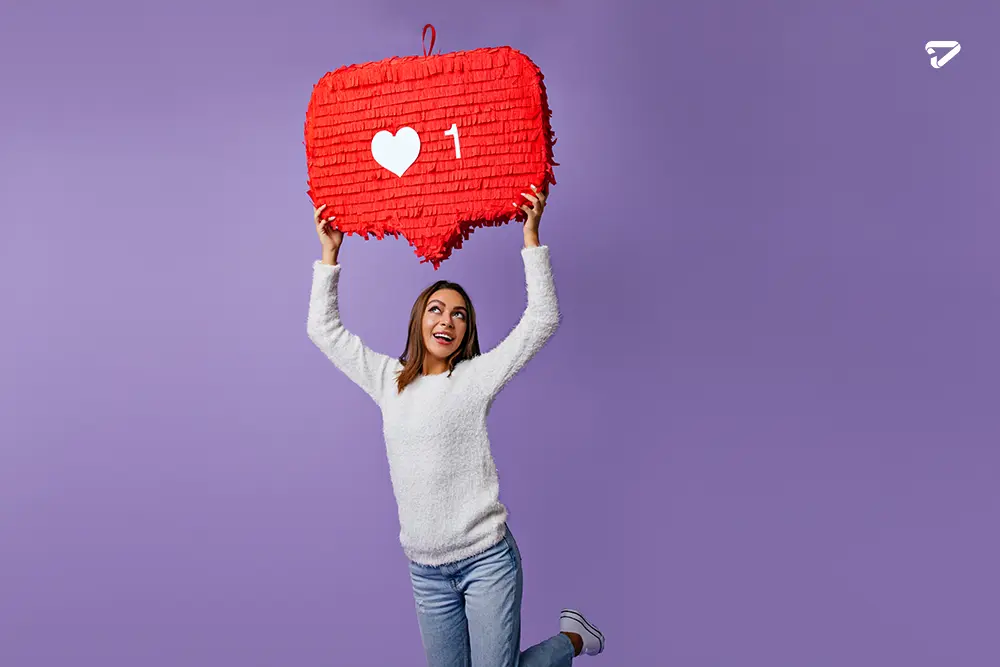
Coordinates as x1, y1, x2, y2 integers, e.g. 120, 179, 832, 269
925, 41, 961, 69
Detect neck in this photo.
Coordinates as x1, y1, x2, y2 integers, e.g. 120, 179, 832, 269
422, 357, 449, 375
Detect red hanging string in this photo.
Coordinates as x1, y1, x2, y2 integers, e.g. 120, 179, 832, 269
422, 24, 436, 56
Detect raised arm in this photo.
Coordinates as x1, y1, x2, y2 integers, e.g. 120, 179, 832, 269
468, 184, 560, 396
306, 205, 396, 403
468, 245, 560, 396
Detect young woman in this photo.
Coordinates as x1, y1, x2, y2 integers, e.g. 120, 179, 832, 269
306, 185, 605, 667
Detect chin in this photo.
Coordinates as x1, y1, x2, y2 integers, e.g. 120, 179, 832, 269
424, 343, 454, 361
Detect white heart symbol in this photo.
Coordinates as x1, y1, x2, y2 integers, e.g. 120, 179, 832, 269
371, 127, 421, 177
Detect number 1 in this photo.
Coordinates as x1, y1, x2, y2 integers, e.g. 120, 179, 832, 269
445, 123, 461, 159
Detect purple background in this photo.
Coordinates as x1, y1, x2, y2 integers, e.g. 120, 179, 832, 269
2, 0, 998, 665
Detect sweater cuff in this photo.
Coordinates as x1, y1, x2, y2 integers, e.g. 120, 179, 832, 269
520, 244, 550, 271
313, 260, 341, 275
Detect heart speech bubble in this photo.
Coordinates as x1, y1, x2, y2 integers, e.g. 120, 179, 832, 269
304, 32, 557, 268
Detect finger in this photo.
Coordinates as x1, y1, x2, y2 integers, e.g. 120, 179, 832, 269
314, 204, 327, 221
521, 192, 539, 204
520, 204, 533, 215
531, 184, 548, 203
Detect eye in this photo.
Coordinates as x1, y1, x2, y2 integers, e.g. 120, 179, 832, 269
428, 305, 441, 313
454, 311, 465, 320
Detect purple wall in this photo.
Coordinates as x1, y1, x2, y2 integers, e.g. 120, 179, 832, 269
2, 1, 997, 665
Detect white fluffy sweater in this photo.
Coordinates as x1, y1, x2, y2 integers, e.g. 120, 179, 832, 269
306, 246, 560, 566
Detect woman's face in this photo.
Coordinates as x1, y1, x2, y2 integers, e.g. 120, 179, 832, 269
421, 288, 468, 361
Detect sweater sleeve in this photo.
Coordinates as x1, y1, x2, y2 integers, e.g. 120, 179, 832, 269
468, 245, 561, 397
306, 261, 396, 403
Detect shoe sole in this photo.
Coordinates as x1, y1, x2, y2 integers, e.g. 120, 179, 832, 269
561, 609, 605, 654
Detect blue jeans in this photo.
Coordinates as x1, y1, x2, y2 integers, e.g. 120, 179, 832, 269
408, 525, 575, 667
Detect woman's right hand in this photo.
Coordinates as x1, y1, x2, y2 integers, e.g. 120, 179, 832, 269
314, 204, 343, 263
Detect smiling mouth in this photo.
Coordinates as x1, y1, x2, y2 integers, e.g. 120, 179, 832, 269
433, 332, 455, 344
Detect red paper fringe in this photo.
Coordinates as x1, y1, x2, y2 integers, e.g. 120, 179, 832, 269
304, 46, 557, 269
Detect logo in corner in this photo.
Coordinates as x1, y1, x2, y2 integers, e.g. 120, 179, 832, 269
925, 41, 961, 69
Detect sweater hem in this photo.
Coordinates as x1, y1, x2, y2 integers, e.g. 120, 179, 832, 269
403, 524, 508, 568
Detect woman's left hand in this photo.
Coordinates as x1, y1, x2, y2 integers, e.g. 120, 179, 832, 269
517, 184, 546, 247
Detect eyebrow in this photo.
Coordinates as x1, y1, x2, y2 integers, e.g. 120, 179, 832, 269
428, 299, 466, 311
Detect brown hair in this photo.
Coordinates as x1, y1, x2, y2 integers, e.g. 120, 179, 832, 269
395, 280, 481, 393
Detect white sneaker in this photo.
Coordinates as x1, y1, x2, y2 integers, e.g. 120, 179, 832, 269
560, 609, 605, 656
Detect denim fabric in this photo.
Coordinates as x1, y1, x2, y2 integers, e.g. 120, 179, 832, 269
408, 525, 575, 667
